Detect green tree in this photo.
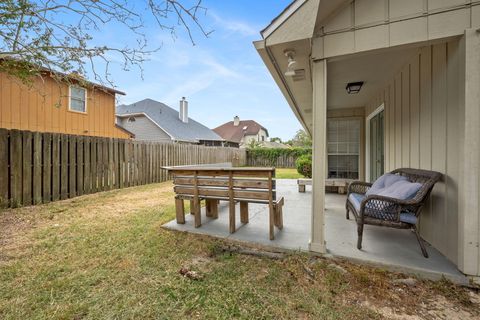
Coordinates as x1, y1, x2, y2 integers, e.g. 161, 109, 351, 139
287, 129, 312, 148
270, 137, 282, 143
0, 0, 211, 85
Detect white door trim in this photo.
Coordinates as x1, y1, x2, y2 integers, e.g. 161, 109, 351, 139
365, 103, 384, 183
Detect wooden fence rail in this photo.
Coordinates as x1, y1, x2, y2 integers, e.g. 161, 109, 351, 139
0, 129, 246, 208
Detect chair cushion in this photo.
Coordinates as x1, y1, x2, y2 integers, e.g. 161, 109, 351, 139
399, 212, 417, 224
366, 173, 408, 196
348, 193, 365, 211
377, 180, 422, 200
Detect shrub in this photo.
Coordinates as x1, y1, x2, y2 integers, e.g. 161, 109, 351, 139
296, 154, 312, 178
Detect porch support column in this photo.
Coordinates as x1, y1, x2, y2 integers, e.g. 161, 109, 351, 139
458, 29, 480, 280
309, 58, 327, 253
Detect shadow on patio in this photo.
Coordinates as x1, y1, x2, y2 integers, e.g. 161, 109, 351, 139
163, 179, 467, 284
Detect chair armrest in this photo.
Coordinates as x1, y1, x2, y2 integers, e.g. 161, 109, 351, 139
348, 181, 372, 195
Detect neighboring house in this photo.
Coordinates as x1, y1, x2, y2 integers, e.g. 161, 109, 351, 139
213, 116, 269, 148
0, 62, 132, 139
256, 0, 480, 280
116, 98, 226, 146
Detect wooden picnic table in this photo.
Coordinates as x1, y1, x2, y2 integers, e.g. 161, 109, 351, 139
162, 165, 284, 240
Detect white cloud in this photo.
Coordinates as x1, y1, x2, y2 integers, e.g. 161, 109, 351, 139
162, 72, 217, 103
209, 12, 259, 37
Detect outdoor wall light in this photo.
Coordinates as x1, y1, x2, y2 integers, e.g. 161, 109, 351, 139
284, 49, 297, 77
346, 81, 364, 94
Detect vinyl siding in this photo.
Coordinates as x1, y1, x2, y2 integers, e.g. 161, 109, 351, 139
117, 115, 172, 142
365, 39, 462, 265
0, 72, 129, 138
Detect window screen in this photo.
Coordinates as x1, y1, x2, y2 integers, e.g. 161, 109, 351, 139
327, 118, 360, 179
70, 86, 86, 112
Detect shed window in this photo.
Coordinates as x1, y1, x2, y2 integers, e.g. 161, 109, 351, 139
69, 86, 87, 113
327, 118, 360, 179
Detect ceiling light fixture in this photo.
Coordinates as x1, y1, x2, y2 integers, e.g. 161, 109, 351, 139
346, 81, 364, 94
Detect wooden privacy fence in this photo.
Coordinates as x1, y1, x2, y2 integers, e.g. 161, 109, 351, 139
0, 129, 246, 208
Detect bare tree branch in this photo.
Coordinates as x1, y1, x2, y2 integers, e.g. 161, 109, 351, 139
0, 0, 212, 88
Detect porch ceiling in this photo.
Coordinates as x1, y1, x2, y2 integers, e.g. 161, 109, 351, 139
257, 39, 422, 134
327, 46, 419, 110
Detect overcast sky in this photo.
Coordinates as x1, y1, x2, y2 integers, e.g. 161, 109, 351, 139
101, 0, 300, 141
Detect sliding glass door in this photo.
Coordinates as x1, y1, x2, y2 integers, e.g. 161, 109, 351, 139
369, 110, 384, 181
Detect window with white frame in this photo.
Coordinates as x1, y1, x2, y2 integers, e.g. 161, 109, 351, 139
327, 118, 360, 179
69, 86, 87, 113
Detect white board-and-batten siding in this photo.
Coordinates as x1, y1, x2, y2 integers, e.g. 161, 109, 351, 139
365, 39, 463, 267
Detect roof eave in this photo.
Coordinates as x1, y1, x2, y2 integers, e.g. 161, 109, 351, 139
254, 40, 311, 135
260, 0, 307, 39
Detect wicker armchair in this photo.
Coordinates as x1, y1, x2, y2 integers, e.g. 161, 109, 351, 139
346, 168, 442, 258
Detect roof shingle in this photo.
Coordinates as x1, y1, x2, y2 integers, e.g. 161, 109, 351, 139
213, 120, 268, 143
116, 99, 223, 143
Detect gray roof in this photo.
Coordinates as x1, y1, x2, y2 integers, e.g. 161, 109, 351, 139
116, 99, 223, 143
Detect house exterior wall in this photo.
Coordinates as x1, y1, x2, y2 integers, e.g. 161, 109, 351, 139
0, 72, 129, 139
312, 0, 480, 60
258, 128, 268, 142
365, 38, 463, 266
241, 134, 257, 146
241, 129, 269, 146
117, 115, 172, 142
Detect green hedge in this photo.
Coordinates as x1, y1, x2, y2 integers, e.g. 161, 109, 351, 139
246, 147, 312, 167
247, 147, 311, 161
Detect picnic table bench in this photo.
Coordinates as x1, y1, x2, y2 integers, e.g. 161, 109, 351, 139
163, 165, 285, 240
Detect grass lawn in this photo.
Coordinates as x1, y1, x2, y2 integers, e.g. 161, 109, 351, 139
1, 182, 479, 319
275, 168, 304, 179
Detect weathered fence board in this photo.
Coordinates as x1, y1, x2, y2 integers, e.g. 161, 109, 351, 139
60, 135, 68, 200
52, 134, 60, 201
77, 137, 84, 197
33, 132, 42, 204
10, 130, 22, 207
84, 138, 91, 194
1, 129, 246, 208
42, 133, 51, 203
69, 136, 76, 198
22, 132, 32, 206
0, 129, 9, 208
0, 129, 8, 207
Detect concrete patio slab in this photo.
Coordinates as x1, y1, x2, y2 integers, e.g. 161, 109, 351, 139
163, 179, 468, 284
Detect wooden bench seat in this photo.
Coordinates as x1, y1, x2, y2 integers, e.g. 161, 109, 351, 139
165, 166, 284, 240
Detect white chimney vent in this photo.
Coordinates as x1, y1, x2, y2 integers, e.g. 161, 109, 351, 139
233, 115, 240, 126
179, 97, 188, 123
